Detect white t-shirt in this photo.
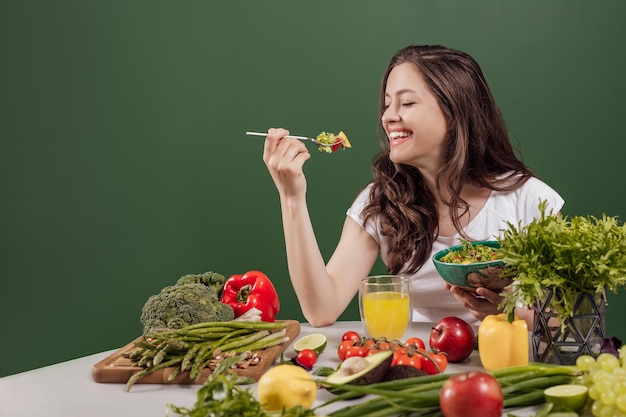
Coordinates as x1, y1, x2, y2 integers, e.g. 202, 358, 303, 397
346, 176, 564, 326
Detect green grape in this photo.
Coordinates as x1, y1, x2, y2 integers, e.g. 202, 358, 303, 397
592, 400, 603, 416
598, 378, 618, 393
578, 354, 598, 372
598, 353, 622, 372
620, 345, 626, 367
616, 380, 626, 395
602, 389, 617, 406
578, 373, 594, 386
601, 405, 617, 417
595, 369, 614, 383
617, 393, 626, 412
591, 385, 604, 401
591, 362, 604, 375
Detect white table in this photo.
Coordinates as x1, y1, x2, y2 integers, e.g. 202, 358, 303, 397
0, 321, 539, 417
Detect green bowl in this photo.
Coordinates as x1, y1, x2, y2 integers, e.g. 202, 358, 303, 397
432, 240, 511, 292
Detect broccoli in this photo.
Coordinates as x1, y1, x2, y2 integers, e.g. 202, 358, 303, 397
140, 283, 234, 335
176, 271, 226, 297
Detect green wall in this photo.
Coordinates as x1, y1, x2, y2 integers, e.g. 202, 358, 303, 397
2, 1, 625, 377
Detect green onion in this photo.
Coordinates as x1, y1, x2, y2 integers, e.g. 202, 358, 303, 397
316, 363, 581, 417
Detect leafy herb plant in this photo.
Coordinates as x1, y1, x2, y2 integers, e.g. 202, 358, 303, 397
498, 201, 626, 326
166, 354, 317, 417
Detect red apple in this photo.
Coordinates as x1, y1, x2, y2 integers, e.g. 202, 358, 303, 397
440, 371, 503, 417
429, 316, 475, 362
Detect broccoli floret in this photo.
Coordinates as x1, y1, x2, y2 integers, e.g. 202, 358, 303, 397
176, 271, 226, 297
140, 283, 234, 334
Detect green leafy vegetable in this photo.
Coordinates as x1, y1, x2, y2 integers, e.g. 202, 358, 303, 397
498, 201, 626, 326
314, 131, 350, 154
440, 239, 500, 264
166, 354, 318, 417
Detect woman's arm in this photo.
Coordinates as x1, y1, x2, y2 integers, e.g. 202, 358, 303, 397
283, 210, 378, 326
263, 128, 379, 326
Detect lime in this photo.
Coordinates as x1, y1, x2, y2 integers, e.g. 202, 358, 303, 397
293, 333, 327, 355
544, 384, 589, 412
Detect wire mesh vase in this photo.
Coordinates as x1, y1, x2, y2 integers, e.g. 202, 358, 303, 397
532, 288, 607, 364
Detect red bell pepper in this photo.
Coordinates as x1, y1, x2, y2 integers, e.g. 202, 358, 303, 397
221, 270, 280, 322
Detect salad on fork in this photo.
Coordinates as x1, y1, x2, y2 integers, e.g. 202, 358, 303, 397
246, 131, 351, 154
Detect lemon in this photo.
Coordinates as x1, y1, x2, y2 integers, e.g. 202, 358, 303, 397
257, 364, 317, 411
293, 333, 327, 355
544, 384, 589, 412
338, 131, 351, 148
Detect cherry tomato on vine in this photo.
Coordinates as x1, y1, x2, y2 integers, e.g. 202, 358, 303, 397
405, 337, 426, 350
422, 350, 448, 374
396, 353, 423, 369
345, 345, 368, 358
391, 341, 406, 351
295, 349, 317, 368
363, 339, 377, 351
376, 340, 392, 351
391, 347, 407, 366
341, 331, 360, 342
338, 340, 355, 361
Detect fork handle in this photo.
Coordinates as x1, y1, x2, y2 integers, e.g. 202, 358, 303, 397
246, 131, 311, 141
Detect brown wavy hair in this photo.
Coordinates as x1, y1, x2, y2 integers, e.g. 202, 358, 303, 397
362, 45, 535, 274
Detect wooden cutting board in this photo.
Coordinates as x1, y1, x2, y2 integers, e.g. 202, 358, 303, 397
91, 320, 300, 385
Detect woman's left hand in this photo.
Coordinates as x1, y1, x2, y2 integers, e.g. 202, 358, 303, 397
446, 284, 503, 321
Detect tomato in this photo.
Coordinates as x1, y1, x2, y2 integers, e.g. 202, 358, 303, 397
439, 371, 503, 417
422, 350, 448, 374
341, 331, 360, 342
338, 338, 370, 360
295, 349, 317, 369
337, 340, 354, 361
363, 339, 377, 351
405, 337, 426, 350
344, 345, 368, 358
429, 316, 475, 363
390, 341, 406, 352
376, 340, 391, 351
396, 353, 423, 369
391, 347, 407, 366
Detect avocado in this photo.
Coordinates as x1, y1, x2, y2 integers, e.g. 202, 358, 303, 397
324, 350, 393, 395
382, 364, 427, 381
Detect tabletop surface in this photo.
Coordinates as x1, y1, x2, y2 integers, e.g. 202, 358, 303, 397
0, 321, 540, 417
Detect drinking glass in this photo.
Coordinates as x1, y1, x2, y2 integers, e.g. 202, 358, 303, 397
359, 275, 412, 340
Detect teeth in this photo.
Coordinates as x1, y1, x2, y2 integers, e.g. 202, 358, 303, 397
388, 131, 411, 139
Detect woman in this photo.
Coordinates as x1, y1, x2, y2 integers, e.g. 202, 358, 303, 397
262, 45, 564, 327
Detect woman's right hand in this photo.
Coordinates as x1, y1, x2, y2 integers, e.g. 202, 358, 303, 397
262, 128, 311, 200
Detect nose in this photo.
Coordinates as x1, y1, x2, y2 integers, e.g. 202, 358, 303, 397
381, 104, 400, 125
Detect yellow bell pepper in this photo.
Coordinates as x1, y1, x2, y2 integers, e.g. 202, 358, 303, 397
478, 313, 529, 370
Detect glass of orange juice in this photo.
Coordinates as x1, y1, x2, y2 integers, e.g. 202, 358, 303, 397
359, 275, 411, 340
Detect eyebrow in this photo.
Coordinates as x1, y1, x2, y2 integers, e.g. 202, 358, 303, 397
384, 88, 419, 97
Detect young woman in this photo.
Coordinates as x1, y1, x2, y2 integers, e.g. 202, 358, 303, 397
262, 45, 563, 327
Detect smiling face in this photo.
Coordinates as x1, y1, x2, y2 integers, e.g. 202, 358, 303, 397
381, 62, 449, 172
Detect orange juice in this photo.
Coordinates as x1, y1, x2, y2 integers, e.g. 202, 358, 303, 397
361, 291, 410, 339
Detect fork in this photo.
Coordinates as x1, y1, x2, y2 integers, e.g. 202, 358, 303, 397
245, 131, 335, 148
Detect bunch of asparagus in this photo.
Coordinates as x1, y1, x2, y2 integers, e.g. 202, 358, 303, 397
122, 320, 289, 391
